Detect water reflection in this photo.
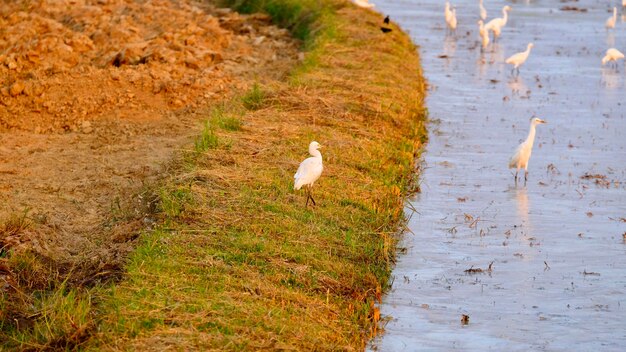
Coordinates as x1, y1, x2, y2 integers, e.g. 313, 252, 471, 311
605, 32, 615, 48
443, 35, 456, 57
511, 185, 529, 226
507, 75, 528, 96
601, 66, 624, 89
476, 52, 488, 78
487, 42, 504, 64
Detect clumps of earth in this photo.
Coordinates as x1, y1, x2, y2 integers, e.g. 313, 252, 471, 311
0, 0, 299, 293
0, 0, 296, 133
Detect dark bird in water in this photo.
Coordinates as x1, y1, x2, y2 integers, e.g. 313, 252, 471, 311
380, 27, 392, 33
383, 15, 390, 24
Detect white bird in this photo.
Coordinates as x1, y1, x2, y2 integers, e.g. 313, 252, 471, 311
601, 47, 625, 69
294, 141, 323, 207
445, 1, 453, 24
447, 7, 458, 34
478, 20, 489, 50
353, 0, 375, 8
605, 7, 617, 29
506, 43, 534, 76
479, 0, 487, 21
484, 5, 511, 42
509, 117, 547, 183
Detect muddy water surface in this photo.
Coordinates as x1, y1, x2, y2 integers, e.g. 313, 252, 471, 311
370, 0, 626, 350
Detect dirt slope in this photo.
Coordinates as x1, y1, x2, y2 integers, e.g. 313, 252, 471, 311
0, 0, 299, 283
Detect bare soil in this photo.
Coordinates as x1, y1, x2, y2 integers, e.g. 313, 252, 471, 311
0, 0, 299, 285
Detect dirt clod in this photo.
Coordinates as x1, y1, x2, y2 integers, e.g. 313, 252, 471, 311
461, 314, 470, 325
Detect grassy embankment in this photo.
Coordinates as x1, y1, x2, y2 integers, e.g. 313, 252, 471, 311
1, 0, 426, 349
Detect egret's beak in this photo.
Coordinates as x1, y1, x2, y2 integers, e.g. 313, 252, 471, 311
539, 119, 547, 124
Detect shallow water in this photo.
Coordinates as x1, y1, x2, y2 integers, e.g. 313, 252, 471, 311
370, 0, 626, 350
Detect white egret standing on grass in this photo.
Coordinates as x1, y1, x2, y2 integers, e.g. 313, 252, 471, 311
484, 5, 511, 42
606, 7, 617, 29
479, 0, 487, 21
509, 117, 547, 183
602, 47, 625, 69
294, 141, 323, 207
506, 43, 534, 76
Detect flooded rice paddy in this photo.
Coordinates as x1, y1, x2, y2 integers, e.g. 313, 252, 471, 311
370, 0, 626, 350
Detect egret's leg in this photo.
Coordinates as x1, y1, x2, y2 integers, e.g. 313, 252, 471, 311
309, 186, 317, 206
514, 170, 519, 183
524, 170, 529, 182
304, 187, 310, 207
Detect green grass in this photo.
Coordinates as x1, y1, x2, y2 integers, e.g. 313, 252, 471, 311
241, 83, 266, 110
158, 187, 193, 218
194, 121, 219, 152
222, 0, 327, 43
1, 282, 93, 350
210, 105, 243, 131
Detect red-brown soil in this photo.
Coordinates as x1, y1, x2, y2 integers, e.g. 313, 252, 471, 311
0, 0, 299, 282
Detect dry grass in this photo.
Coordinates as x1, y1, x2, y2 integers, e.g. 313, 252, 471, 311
1, 0, 426, 350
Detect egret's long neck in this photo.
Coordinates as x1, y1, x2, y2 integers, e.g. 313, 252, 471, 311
525, 123, 537, 148
613, 8, 617, 20
310, 150, 322, 159
502, 8, 508, 24
525, 46, 532, 56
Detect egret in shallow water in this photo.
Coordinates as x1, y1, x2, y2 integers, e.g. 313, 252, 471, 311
446, 7, 458, 34
294, 141, 323, 207
484, 5, 511, 42
478, 20, 489, 50
605, 7, 617, 29
445, 2, 453, 30
509, 117, 547, 183
506, 43, 534, 76
479, 0, 487, 21
602, 48, 624, 69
